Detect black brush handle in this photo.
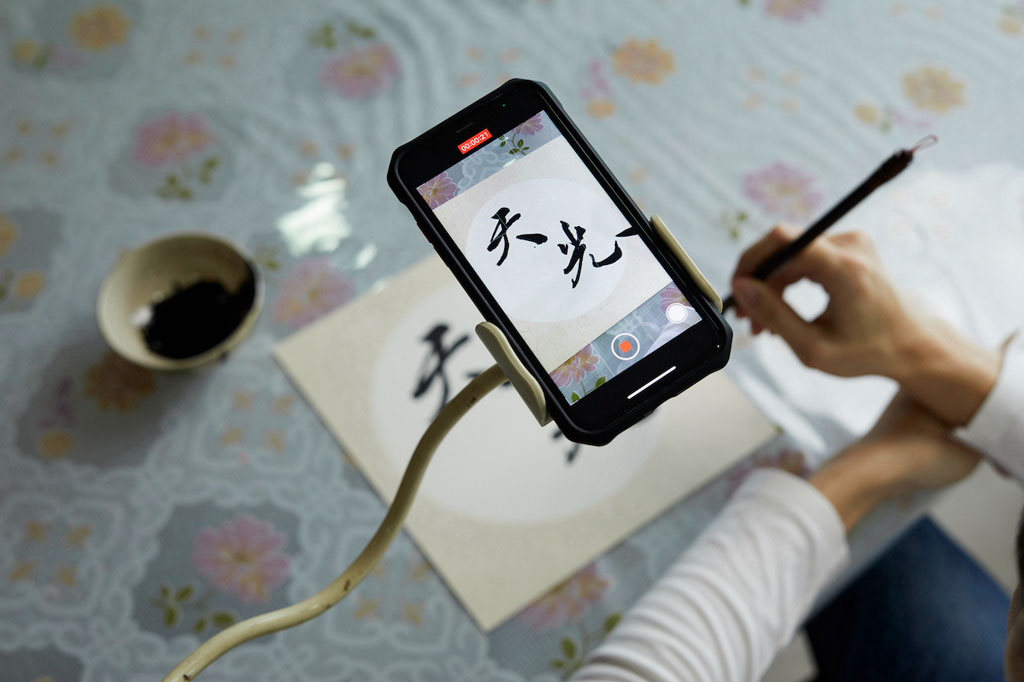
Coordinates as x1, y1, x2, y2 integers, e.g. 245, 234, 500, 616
721, 137, 935, 313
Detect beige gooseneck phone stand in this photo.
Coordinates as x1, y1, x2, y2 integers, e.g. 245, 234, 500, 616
163, 214, 721, 682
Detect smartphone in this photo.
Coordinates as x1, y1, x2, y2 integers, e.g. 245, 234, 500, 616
388, 79, 731, 445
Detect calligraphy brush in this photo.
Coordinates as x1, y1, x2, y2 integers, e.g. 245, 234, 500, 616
721, 134, 939, 313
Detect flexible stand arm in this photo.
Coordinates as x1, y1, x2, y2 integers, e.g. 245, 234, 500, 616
162, 216, 720, 681
162, 364, 507, 682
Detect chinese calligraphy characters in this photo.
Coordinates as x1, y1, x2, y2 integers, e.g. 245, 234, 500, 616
557, 220, 624, 288
488, 206, 634, 289
412, 323, 469, 419
487, 207, 548, 266
412, 320, 583, 465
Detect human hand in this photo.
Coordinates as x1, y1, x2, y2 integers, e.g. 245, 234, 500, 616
730, 225, 923, 378
811, 394, 981, 531
730, 225, 1000, 425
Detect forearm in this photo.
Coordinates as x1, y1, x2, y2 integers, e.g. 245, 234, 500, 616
571, 389, 981, 682
809, 446, 899, 532
806, 454, 888, 532
893, 320, 1001, 426
811, 393, 982, 527
572, 470, 848, 682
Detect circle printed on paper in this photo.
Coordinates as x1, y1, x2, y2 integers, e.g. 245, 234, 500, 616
465, 178, 629, 324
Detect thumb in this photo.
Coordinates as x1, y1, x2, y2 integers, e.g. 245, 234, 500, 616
732, 277, 818, 352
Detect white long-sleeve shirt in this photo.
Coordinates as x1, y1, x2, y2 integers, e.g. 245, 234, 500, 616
572, 335, 1024, 682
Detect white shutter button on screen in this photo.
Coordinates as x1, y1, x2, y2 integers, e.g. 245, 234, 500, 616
665, 303, 688, 324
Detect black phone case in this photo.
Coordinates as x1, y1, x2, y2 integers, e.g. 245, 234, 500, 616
387, 78, 731, 445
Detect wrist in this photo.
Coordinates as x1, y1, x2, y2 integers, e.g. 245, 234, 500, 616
891, 320, 1000, 426
810, 445, 900, 532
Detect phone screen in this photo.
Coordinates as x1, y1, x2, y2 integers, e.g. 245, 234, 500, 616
416, 110, 703, 405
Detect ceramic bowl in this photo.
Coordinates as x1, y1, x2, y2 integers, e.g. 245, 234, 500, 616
96, 233, 263, 370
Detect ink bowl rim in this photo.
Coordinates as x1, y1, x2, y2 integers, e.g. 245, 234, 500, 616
96, 231, 264, 371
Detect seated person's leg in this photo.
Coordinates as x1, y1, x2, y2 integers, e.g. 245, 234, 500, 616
807, 516, 1008, 682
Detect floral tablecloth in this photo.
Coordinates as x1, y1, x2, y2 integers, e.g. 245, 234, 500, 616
3, 1, 1023, 680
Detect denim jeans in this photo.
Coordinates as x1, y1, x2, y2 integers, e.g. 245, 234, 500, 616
806, 517, 1010, 682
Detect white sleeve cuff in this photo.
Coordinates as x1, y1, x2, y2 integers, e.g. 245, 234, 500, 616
956, 333, 1024, 482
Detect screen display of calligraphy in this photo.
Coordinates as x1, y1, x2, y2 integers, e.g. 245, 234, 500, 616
417, 111, 702, 405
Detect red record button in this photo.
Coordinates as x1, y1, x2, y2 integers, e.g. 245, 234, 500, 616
611, 333, 640, 361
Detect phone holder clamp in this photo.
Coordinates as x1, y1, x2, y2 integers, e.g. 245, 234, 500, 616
475, 215, 722, 427
649, 214, 722, 313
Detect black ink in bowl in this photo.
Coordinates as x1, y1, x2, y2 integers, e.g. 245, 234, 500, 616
139, 263, 257, 359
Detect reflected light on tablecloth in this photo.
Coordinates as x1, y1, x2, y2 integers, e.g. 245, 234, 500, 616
276, 165, 352, 257
353, 243, 377, 269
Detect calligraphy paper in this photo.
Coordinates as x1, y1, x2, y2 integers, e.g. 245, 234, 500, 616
274, 256, 776, 631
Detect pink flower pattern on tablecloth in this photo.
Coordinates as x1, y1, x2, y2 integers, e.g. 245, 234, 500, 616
582, 57, 616, 119
550, 345, 600, 388
273, 258, 354, 328
320, 43, 400, 98
743, 162, 822, 222
192, 513, 290, 604
133, 112, 213, 167
518, 563, 610, 631
764, 0, 824, 22
418, 171, 458, 209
